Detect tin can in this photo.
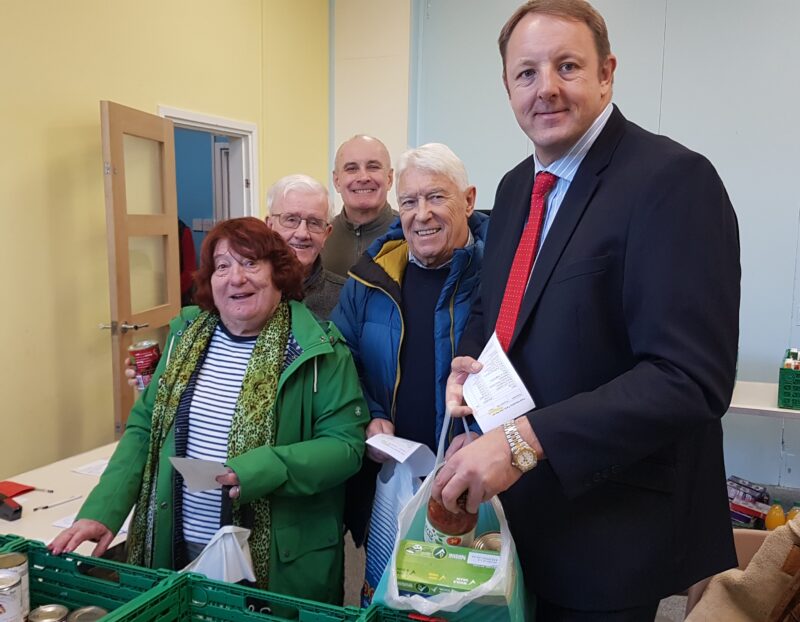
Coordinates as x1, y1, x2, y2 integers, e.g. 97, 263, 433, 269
67, 606, 108, 622
128, 340, 161, 390
424, 495, 477, 547
0, 554, 27, 618
473, 531, 503, 552
28, 604, 69, 622
0, 570, 22, 622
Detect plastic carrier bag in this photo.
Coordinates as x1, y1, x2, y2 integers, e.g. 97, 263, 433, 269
363, 460, 424, 606
372, 411, 532, 621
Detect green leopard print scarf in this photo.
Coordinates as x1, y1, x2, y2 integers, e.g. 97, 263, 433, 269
127, 302, 290, 590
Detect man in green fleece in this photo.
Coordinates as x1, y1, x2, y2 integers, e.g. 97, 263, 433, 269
322, 135, 398, 277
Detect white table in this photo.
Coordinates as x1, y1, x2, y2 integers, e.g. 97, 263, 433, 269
730, 381, 800, 419
0, 442, 122, 555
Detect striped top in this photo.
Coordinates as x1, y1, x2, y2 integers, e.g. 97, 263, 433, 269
182, 324, 256, 545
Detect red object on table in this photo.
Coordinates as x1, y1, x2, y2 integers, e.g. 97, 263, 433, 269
0, 480, 35, 498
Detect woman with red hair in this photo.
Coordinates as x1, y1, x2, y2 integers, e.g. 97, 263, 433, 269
51, 217, 367, 605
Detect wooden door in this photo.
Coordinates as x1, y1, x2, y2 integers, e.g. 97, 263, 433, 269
100, 101, 180, 435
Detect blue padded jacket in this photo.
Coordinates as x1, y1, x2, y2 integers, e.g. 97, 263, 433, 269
331, 212, 488, 445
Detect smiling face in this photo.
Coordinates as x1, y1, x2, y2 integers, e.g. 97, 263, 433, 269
267, 189, 332, 275
503, 13, 615, 165
210, 239, 283, 336
333, 136, 394, 217
397, 167, 475, 268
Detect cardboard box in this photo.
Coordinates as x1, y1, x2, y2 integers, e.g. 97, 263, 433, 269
727, 476, 770, 504
730, 499, 770, 519
395, 539, 499, 598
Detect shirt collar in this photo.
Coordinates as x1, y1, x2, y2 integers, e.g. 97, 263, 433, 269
534, 102, 614, 180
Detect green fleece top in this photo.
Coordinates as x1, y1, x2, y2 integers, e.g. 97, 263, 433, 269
320, 202, 397, 278
77, 301, 367, 605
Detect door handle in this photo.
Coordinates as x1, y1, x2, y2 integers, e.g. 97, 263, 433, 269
99, 321, 150, 334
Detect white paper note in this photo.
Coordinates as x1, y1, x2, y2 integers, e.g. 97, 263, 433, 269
463, 332, 535, 432
169, 457, 228, 492
52, 513, 76, 529
72, 459, 109, 476
366, 434, 436, 477
53, 509, 132, 534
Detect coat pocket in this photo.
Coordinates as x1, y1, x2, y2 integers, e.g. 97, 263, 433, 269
272, 509, 343, 604
608, 459, 676, 494
551, 255, 610, 284
274, 511, 340, 563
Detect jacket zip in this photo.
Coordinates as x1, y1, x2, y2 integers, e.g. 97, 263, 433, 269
349, 273, 404, 423
446, 261, 470, 443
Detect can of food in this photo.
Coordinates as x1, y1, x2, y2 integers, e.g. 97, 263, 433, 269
473, 531, 503, 552
0, 570, 22, 622
424, 495, 477, 547
0, 554, 27, 618
128, 340, 161, 390
66, 606, 108, 621
28, 604, 69, 622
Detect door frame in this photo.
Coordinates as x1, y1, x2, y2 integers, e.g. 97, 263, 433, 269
157, 105, 259, 218
213, 141, 231, 223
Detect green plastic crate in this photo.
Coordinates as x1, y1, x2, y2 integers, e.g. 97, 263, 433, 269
357, 605, 451, 622
108, 572, 363, 622
0, 533, 23, 551
778, 367, 800, 409
7, 539, 171, 614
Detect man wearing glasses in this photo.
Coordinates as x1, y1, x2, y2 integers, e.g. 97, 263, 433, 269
266, 174, 346, 319
126, 177, 344, 392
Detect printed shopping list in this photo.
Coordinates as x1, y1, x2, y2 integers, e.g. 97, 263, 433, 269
462, 332, 535, 432
365, 434, 436, 477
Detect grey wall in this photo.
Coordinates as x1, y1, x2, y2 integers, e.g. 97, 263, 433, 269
410, 0, 800, 384
409, 0, 800, 484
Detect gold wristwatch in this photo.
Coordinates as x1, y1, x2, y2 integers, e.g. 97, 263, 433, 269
503, 419, 538, 472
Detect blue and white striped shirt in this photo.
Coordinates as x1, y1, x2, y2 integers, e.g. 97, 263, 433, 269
535, 102, 614, 250
182, 324, 256, 545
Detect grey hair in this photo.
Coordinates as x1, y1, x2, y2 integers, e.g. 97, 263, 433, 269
266, 174, 333, 220
396, 143, 469, 191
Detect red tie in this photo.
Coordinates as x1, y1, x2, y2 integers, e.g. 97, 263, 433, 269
495, 172, 558, 351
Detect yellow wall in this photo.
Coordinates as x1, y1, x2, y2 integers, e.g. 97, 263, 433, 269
263, 2, 330, 189
0, 0, 329, 478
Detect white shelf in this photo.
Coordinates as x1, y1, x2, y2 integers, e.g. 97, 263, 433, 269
729, 381, 800, 420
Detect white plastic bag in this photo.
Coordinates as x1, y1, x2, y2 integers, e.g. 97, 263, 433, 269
180, 525, 256, 584
378, 412, 518, 617
364, 460, 424, 603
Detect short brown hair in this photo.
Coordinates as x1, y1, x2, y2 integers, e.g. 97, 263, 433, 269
498, 0, 611, 74
193, 217, 304, 313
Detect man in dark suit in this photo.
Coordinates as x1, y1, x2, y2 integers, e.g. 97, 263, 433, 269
432, 1, 741, 620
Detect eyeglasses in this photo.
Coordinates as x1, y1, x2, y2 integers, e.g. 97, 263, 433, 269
271, 213, 329, 234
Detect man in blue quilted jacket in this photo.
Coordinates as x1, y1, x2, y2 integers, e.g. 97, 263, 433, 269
331, 142, 488, 605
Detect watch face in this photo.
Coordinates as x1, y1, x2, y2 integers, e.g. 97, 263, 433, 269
516, 448, 537, 471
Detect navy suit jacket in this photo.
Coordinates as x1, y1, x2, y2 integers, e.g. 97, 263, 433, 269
460, 106, 741, 609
